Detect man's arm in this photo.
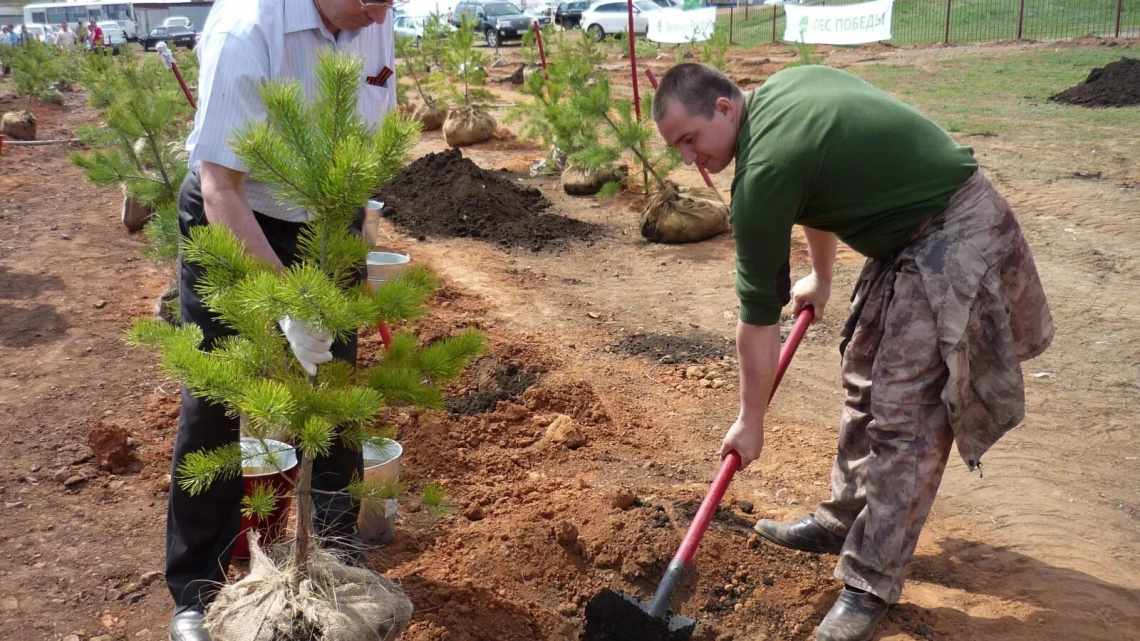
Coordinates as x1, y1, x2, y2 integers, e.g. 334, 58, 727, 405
792, 227, 837, 320
719, 320, 780, 468
200, 161, 285, 271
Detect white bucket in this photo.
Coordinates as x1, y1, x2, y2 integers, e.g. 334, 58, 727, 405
363, 199, 383, 247
358, 439, 403, 544
240, 437, 298, 477
362, 439, 403, 482
366, 250, 411, 291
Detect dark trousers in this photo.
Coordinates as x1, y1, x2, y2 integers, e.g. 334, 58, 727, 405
166, 170, 364, 609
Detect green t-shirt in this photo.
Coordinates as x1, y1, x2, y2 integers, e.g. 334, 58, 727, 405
731, 65, 978, 325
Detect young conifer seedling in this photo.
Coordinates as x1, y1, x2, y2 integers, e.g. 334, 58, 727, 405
127, 52, 485, 641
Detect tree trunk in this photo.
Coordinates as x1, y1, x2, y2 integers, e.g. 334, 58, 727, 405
291, 456, 315, 591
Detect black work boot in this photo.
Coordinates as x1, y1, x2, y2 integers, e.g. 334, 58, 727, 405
753, 515, 845, 554
169, 607, 211, 641
816, 586, 889, 641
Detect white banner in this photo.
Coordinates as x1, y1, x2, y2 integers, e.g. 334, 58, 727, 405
647, 7, 718, 44
782, 0, 893, 45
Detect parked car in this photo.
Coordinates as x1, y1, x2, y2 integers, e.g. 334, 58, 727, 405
650, 0, 680, 7
394, 14, 457, 41
526, 7, 553, 27
161, 16, 192, 29
554, 0, 590, 28
580, 0, 659, 40
97, 20, 127, 47
23, 24, 52, 42
142, 25, 196, 50
450, 0, 535, 47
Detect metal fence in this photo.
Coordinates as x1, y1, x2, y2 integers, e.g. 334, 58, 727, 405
720, 0, 1140, 46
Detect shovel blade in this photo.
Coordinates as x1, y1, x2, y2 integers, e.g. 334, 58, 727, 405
583, 589, 696, 641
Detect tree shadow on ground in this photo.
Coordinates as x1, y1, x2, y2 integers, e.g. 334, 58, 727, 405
876, 537, 1140, 641
0, 265, 63, 300
0, 302, 68, 347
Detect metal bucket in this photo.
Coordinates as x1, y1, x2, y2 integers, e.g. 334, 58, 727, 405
358, 439, 403, 544
366, 250, 411, 292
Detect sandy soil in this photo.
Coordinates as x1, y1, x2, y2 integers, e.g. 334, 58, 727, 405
0, 39, 1136, 641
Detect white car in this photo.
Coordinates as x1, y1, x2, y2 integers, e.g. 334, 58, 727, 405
23, 24, 52, 42
580, 0, 659, 40
161, 16, 192, 29
97, 20, 127, 46
393, 14, 456, 41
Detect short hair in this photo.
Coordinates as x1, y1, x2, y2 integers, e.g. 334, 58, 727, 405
652, 63, 742, 122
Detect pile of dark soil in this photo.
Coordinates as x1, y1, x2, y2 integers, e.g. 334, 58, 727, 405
377, 149, 600, 251
612, 331, 733, 364
1050, 57, 1140, 107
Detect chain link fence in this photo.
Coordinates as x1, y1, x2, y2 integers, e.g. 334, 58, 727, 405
719, 0, 1140, 47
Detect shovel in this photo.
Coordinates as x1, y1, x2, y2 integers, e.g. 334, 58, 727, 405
583, 306, 816, 641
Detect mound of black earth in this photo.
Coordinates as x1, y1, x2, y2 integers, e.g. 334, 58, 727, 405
376, 149, 600, 251
1050, 57, 1140, 107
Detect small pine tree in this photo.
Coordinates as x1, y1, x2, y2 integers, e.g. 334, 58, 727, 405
508, 31, 612, 175
71, 49, 194, 264
126, 52, 484, 636
573, 77, 680, 195
443, 16, 493, 108
699, 25, 730, 71
6, 39, 74, 103
394, 23, 444, 112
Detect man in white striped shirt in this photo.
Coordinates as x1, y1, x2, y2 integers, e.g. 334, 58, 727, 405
169, 2, 395, 640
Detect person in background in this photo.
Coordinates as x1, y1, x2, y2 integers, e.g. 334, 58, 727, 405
54, 21, 76, 48
87, 19, 104, 49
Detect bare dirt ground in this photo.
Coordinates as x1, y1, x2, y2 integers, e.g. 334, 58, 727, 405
1, 39, 1137, 641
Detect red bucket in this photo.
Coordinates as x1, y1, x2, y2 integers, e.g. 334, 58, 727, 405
233, 437, 299, 560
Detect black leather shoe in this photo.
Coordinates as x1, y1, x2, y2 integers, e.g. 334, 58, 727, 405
170, 608, 211, 641
753, 515, 845, 554
816, 587, 889, 641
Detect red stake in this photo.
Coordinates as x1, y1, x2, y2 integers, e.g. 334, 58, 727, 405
645, 67, 658, 89
156, 42, 196, 110
626, 0, 640, 120
171, 63, 197, 110
532, 22, 548, 78
378, 321, 392, 350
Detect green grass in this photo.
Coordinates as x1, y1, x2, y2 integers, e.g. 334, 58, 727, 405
717, 0, 1139, 47
851, 46, 1140, 140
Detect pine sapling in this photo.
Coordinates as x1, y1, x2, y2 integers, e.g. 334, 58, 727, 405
126, 52, 485, 640
72, 47, 195, 320
443, 15, 493, 108
509, 31, 613, 179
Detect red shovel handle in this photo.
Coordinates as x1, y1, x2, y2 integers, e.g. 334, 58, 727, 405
673, 306, 814, 564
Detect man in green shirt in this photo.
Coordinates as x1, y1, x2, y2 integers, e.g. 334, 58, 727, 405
653, 63, 1053, 641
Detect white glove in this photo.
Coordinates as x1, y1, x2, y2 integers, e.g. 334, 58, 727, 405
278, 316, 333, 377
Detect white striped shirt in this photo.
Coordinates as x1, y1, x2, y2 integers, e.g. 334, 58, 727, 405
186, 0, 396, 222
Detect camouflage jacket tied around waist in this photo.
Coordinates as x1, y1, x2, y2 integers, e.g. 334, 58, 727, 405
841, 170, 1054, 470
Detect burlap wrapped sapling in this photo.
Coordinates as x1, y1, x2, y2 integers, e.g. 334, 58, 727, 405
639, 183, 729, 244
444, 105, 496, 146
126, 52, 486, 641
412, 101, 446, 131
441, 15, 496, 147
561, 163, 628, 196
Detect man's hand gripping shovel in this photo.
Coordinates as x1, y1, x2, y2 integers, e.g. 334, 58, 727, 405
583, 306, 815, 641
